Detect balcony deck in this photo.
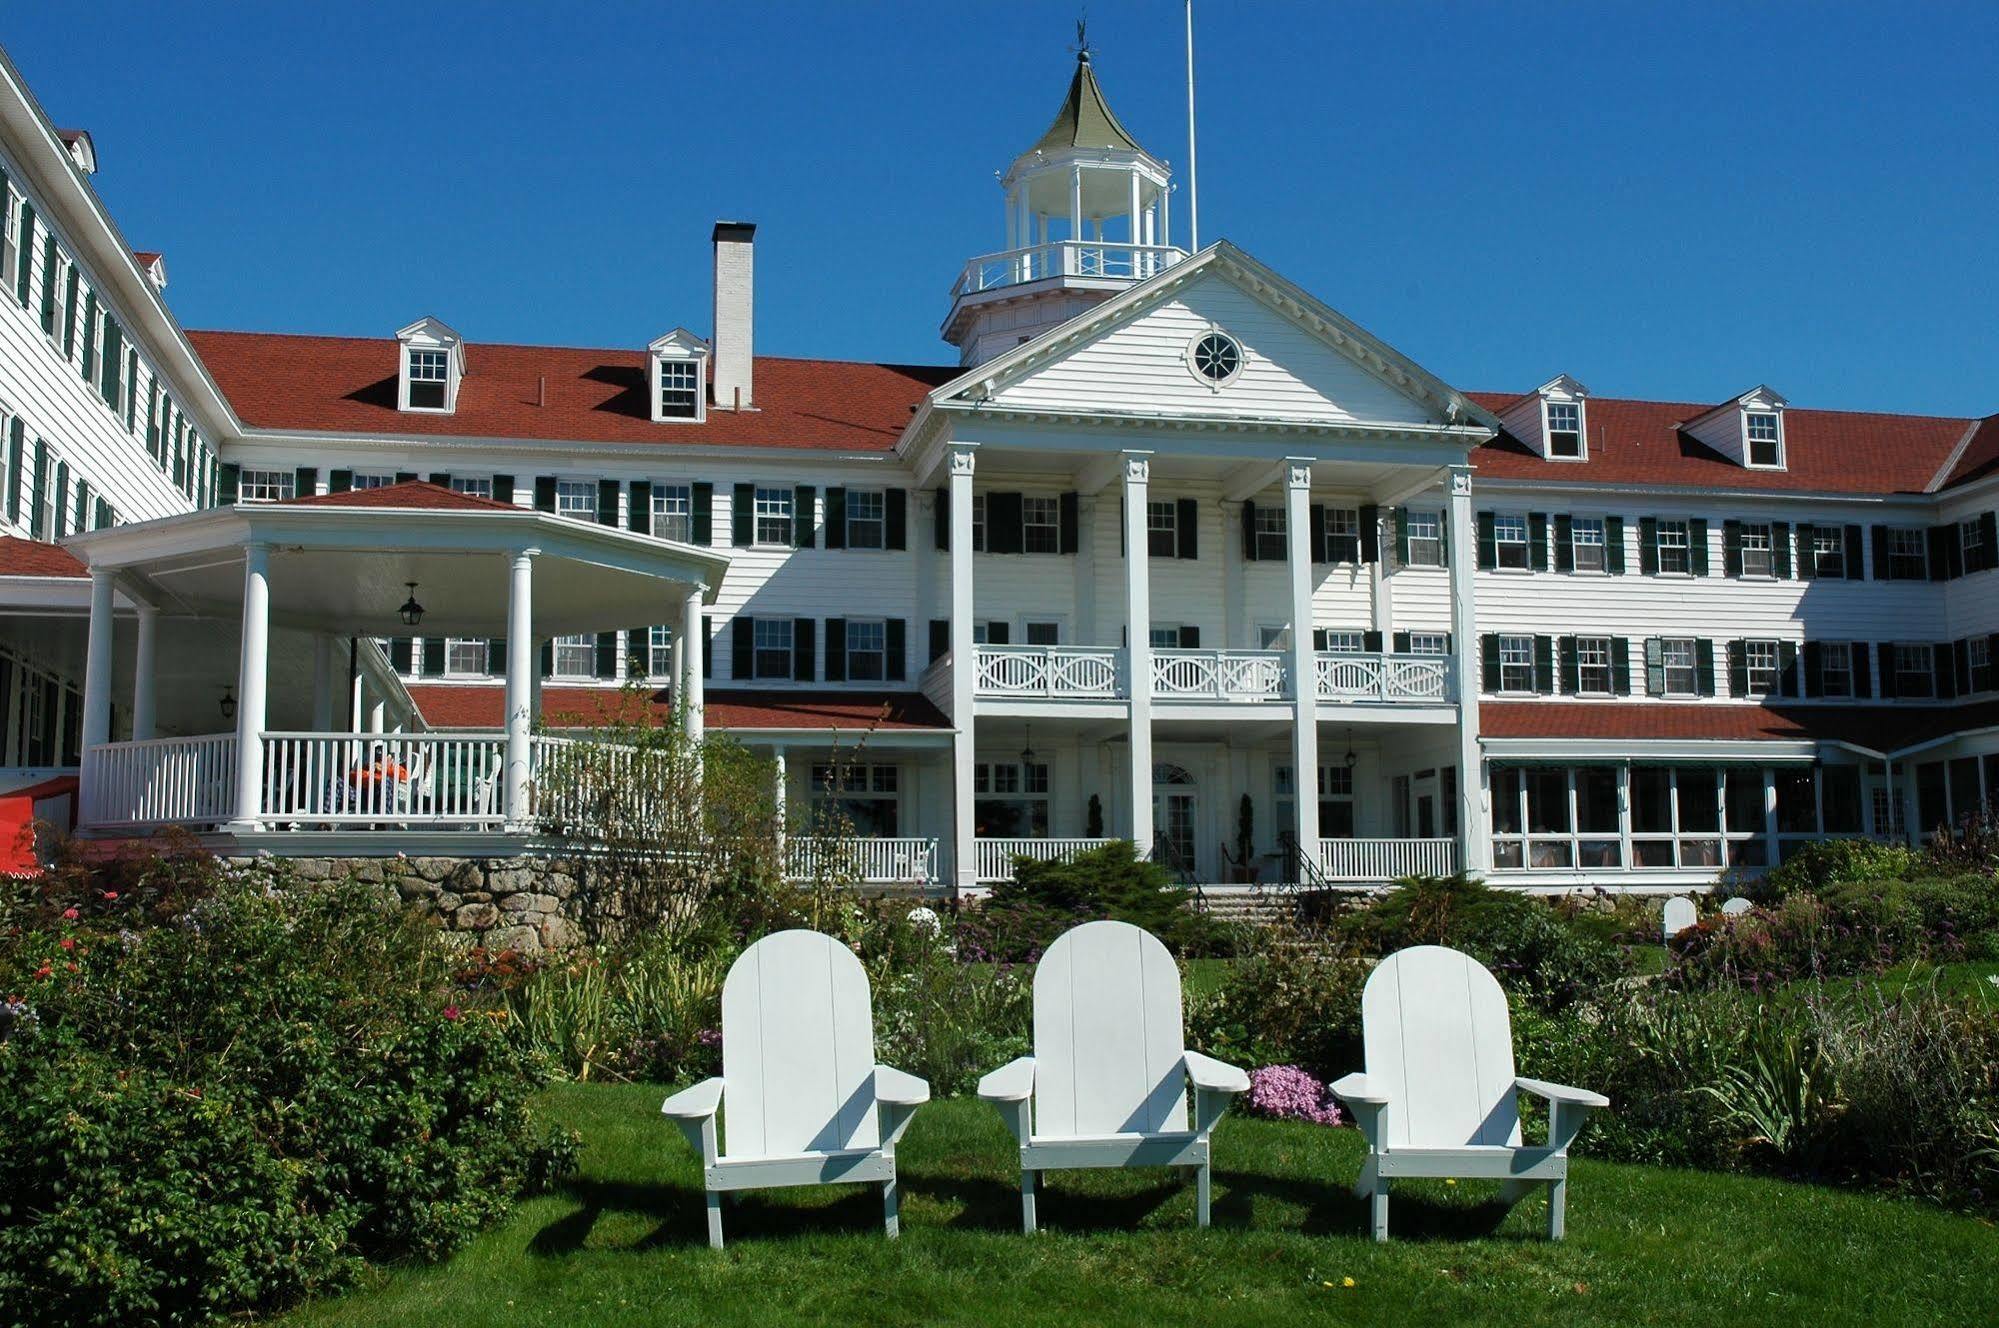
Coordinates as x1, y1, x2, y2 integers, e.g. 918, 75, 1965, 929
961, 645, 1455, 708
950, 239, 1186, 301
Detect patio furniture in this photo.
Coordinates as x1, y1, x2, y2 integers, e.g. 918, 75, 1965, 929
660, 929, 929, 1249
977, 919, 1248, 1233
1332, 944, 1608, 1241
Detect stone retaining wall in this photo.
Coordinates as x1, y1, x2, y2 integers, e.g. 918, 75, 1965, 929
233, 854, 587, 955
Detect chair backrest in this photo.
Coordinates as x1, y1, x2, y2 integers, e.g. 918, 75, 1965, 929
1360, 945, 1520, 1149
1032, 920, 1188, 1137
719, 929, 879, 1158
1720, 896, 1752, 917
1662, 895, 1698, 938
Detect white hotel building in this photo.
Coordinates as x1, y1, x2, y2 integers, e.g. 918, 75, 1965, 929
2, 46, 1996, 893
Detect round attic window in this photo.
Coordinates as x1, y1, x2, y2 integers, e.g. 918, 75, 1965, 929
1189, 331, 1242, 386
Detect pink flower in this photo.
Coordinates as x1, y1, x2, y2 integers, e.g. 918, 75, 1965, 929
101, 891, 118, 901
1243, 1065, 1347, 1126
58, 938, 74, 952
61, 908, 78, 921
442, 1005, 462, 1021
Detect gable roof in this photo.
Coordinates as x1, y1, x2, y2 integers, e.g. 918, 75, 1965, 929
1938, 414, 1999, 491
279, 479, 520, 511
1480, 700, 1979, 751
187, 329, 954, 454
1030, 52, 1147, 156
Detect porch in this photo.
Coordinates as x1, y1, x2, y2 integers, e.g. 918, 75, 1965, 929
958, 644, 1455, 705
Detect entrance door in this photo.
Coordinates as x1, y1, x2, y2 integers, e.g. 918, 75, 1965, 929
1152, 763, 1198, 876
1413, 769, 1439, 838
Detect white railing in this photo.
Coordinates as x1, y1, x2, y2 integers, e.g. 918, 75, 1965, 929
1316, 653, 1456, 704
262, 731, 508, 826
953, 241, 1185, 297
785, 837, 937, 886
1152, 649, 1290, 701
975, 836, 1117, 884
973, 645, 1123, 699
81, 733, 237, 828
1317, 837, 1459, 881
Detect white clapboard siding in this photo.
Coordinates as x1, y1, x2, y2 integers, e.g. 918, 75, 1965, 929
719, 929, 880, 1157
1032, 919, 1188, 1137
1361, 944, 1520, 1150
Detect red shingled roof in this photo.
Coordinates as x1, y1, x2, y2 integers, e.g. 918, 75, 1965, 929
1940, 414, 1999, 491
1480, 700, 1991, 751
279, 479, 521, 512
188, 329, 954, 453
0, 536, 86, 578
406, 684, 949, 732
1467, 392, 1974, 496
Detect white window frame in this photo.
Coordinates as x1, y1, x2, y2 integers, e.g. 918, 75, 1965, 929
450, 476, 493, 500
1740, 522, 1774, 578
1961, 519, 1986, 570
1887, 527, 1928, 579
1970, 637, 1993, 692
1022, 619, 1063, 646
237, 469, 295, 503
351, 473, 395, 491
1544, 400, 1585, 459
1253, 504, 1286, 561
1498, 634, 1535, 693
1744, 411, 1783, 468
1575, 636, 1613, 696
1570, 516, 1606, 572
444, 638, 487, 677
845, 618, 887, 681
648, 624, 674, 678
1257, 623, 1289, 650
555, 479, 597, 521
754, 486, 794, 547
1820, 642, 1854, 699
752, 618, 794, 679
1321, 506, 1360, 562
1320, 630, 1366, 654
1656, 519, 1692, 575
1146, 500, 1179, 559
651, 482, 693, 541
1743, 639, 1780, 696
1408, 632, 1449, 656
1493, 512, 1530, 570
1660, 638, 1698, 697
1811, 527, 1846, 578
845, 488, 886, 550
1149, 623, 1188, 651
405, 348, 450, 412
1021, 494, 1060, 554
1894, 643, 1935, 698
655, 356, 702, 422
553, 633, 595, 679
1404, 510, 1443, 567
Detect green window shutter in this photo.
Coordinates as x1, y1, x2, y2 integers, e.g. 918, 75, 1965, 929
1058, 490, 1078, 554
486, 638, 506, 675
1358, 503, 1380, 563
1395, 507, 1411, 566
732, 483, 754, 545
597, 478, 620, 526
1480, 635, 1500, 693
824, 486, 847, 549
5, 419, 21, 524
101, 320, 123, 404
793, 485, 815, 548
145, 380, 160, 457
1476, 511, 1496, 569
702, 619, 712, 679
1844, 525, 1865, 580
1722, 520, 1742, 577
123, 348, 137, 428
395, 471, 419, 485
1558, 636, 1579, 694
73, 480, 90, 532
1871, 525, 1890, 579
328, 469, 352, 493
1637, 517, 1658, 574
1312, 629, 1329, 651
1309, 504, 1327, 564
218, 462, 239, 505
1727, 640, 1747, 696
14, 203, 32, 306
533, 477, 557, 512
427, 472, 452, 488
1182, 625, 1203, 649
1688, 519, 1710, 575
690, 481, 712, 544
389, 638, 413, 673
1240, 500, 1258, 562
626, 628, 648, 677
62, 267, 79, 355
1771, 522, 1791, 579
824, 618, 847, 681
934, 487, 949, 551
595, 631, 618, 678
1644, 637, 1665, 695
29, 438, 47, 537
94, 498, 112, 530
493, 475, 515, 505
1695, 639, 1716, 696
1875, 643, 1896, 698
988, 491, 1022, 555
886, 487, 908, 550
1611, 637, 1632, 695
540, 641, 554, 677
1392, 631, 1410, 653
628, 480, 651, 533
1528, 513, 1549, 571
1176, 498, 1199, 560
793, 618, 816, 682
38, 234, 56, 333
294, 466, 317, 497
420, 638, 445, 677
1795, 522, 1816, 580
730, 617, 754, 679
52, 462, 68, 538
1934, 642, 1957, 699
1981, 514, 1999, 572
885, 619, 906, 681
1604, 515, 1625, 574
80, 291, 98, 379
1361, 629, 1381, 652
1552, 514, 1572, 572
1532, 636, 1554, 695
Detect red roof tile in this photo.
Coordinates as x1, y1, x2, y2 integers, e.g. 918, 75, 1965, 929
1941, 414, 1999, 491
188, 329, 954, 454
1480, 700, 1985, 750
279, 479, 521, 512
1466, 392, 1973, 496
406, 684, 949, 732
0, 536, 86, 578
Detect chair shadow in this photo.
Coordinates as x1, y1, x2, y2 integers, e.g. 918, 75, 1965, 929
528, 1176, 890, 1255
903, 1172, 1192, 1233
1211, 1169, 1524, 1242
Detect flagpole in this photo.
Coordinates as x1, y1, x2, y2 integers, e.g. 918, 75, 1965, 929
1185, 0, 1199, 251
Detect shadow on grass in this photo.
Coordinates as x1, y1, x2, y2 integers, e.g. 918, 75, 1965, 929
528, 1178, 892, 1254
1212, 1170, 1522, 1242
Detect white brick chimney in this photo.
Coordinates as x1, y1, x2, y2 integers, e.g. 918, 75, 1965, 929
711, 221, 755, 411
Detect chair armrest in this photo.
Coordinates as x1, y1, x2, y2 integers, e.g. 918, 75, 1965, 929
1182, 1049, 1250, 1095
1331, 1072, 1390, 1106
977, 1055, 1036, 1104
874, 1064, 931, 1107
660, 1077, 724, 1121
1515, 1076, 1609, 1110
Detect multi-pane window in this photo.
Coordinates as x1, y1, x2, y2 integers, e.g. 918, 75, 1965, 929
1575, 636, 1612, 694
407, 349, 448, 408
445, 639, 486, 676
351, 473, 394, 490
1146, 501, 1179, 558
1745, 412, 1781, 466
753, 618, 794, 678
1024, 620, 1061, 646
1498, 635, 1535, 692
238, 469, 295, 502
1740, 522, 1774, 577
1022, 495, 1060, 553
846, 619, 887, 681
754, 487, 793, 545
970, 493, 987, 552
1660, 638, 1697, 696
1961, 519, 1986, 571
1894, 643, 1935, 697
1969, 637, 1993, 693
555, 479, 596, 520
1811, 527, 1846, 578
1408, 632, 1449, 655
648, 483, 692, 540
1275, 764, 1358, 839
649, 624, 674, 677
658, 359, 700, 418
1494, 513, 1530, 569
1322, 507, 1360, 561
1888, 527, 1927, 579
1149, 625, 1186, 650
972, 760, 1050, 837
1546, 401, 1583, 458
1656, 519, 1692, 574
1253, 504, 1286, 560
1743, 639, 1779, 695
810, 763, 900, 837
1820, 642, 1854, 698
846, 489, 885, 549
1320, 631, 1366, 654
1570, 516, 1606, 572
450, 476, 493, 499
1404, 511, 1442, 567
554, 634, 595, 677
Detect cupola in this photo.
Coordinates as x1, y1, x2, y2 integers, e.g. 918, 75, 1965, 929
396, 317, 464, 413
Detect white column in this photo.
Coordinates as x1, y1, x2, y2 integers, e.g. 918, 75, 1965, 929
1073, 494, 1097, 644
948, 445, 977, 892
1220, 499, 1245, 650
227, 543, 271, 831
1127, 170, 1142, 251
1122, 452, 1155, 856
350, 669, 365, 733
680, 586, 705, 746
310, 634, 337, 731
1446, 465, 1489, 872
80, 569, 116, 820
1068, 163, 1083, 239
1005, 187, 1018, 252
369, 697, 386, 734
772, 744, 788, 862
503, 548, 536, 827
1283, 463, 1320, 868
131, 603, 158, 741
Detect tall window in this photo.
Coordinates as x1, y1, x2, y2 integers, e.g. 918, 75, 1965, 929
1820, 642, 1854, 698
1570, 516, 1606, 572
649, 624, 674, 677
810, 763, 900, 837
1887, 527, 1927, 579
1545, 401, 1583, 458
1575, 636, 1612, 695
970, 493, 987, 552
846, 619, 886, 681
651, 483, 692, 540
1745, 411, 1781, 466
752, 618, 793, 678
1404, 511, 1442, 567
1656, 519, 1692, 574
554, 634, 595, 677
754, 487, 793, 546
1740, 522, 1774, 577
1971, 637, 1993, 693
658, 359, 700, 418
1146, 501, 1179, 557
555, 479, 596, 520
1322, 507, 1359, 562
1810, 527, 1846, 578
238, 469, 294, 503
1498, 635, 1535, 692
1962, 519, 1987, 572
1253, 505, 1286, 560
973, 761, 1050, 837
445, 639, 486, 676
1022, 495, 1060, 553
1660, 638, 1697, 696
1494, 513, 1530, 569
0, 189, 15, 289
1743, 639, 1779, 695
845, 489, 885, 549
450, 476, 493, 499
1894, 643, 1935, 698
407, 349, 448, 408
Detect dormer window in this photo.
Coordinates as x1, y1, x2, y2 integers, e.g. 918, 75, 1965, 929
1745, 411, 1782, 467
658, 360, 700, 418
1545, 401, 1583, 458
407, 350, 448, 409
648, 329, 710, 424
395, 317, 464, 413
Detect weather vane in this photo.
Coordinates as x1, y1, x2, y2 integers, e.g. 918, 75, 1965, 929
1071, 17, 1095, 60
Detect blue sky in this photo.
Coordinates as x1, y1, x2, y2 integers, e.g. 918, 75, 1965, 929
9, 2, 1996, 415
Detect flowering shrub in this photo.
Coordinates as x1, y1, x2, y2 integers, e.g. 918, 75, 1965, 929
1242, 1064, 1345, 1125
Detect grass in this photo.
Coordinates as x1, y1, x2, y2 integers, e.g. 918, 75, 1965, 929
283, 1084, 1999, 1328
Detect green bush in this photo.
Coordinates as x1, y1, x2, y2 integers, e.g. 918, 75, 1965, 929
1754, 838, 1915, 902
1674, 874, 1999, 987
1185, 927, 1367, 1078
0, 865, 574, 1327
958, 842, 1231, 962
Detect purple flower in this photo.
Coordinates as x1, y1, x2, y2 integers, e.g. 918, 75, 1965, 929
696, 1028, 722, 1049
1243, 1064, 1346, 1126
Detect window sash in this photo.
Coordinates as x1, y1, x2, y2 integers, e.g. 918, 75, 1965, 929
1022, 495, 1060, 553
1740, 524, 1773, 577
1656, 520, 1691, 574
444, 639, 486, 676
658, 359, 700, 417
1744, 640, 1779, 694
753, 618, 793, 677
1493, 514, 1530, 569
846, 619, 887, 681
1576, 637, 1612, 694
451, 476, 493, 499
1498, 635, 1535, 692
1146, 501, 1178, 558
1661, 639, 1697, 695
1253, 506, 1285, 560
1812, 529, 1845, 577
650, 484, 693, 540
1405, 512, 1442, 566
1570, 518, 1605, 571
1820, 643, 1853, 697
553, 634, 595, 677
754, 487, 794, 545
238, 469, 295, 503
846, 489, 885, 549
554, 479, 596, 519
648, 624, 674, 676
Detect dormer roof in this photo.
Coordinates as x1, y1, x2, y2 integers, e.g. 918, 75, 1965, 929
648, 328, 709, 357
1538, 373, 1589, 399
1684, 384, 1788, 429
55, 127, 95, 174
1030, 51, 1147, 156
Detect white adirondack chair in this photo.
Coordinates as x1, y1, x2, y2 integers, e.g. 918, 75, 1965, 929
977, 919, 1249, 1233
1331, 945, 1608, 1242
660, 929, 929, 1249
1720, 896, 1753, 917
1662, 895, 1698, 939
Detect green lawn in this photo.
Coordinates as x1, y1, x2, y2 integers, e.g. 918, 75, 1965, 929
283, 1083, 1999, 1328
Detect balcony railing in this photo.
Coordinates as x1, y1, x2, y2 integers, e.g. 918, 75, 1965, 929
1316, 837, 1459, 881
1315, 653, 1454, 704
973, 645, 1123, 699
785, 836, 937, 886
80, 732, 237, 828
1152, 649, 1289, 702
262, 732, 509, 826
952, 241, 1185, 298
975, 836, 1116, 885
970, 646, 1455, 706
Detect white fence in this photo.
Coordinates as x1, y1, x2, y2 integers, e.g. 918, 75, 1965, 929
973, 646, 1123, 699
80, 733, 237, 828
1315, 654, 1455, 704
974, 836, 1116, 884
1316, 837, 1459, 881
1152, 649, 1289, 701
261, 732, 509, 826
954, 241, 1183, 296
785, 836, 937, 885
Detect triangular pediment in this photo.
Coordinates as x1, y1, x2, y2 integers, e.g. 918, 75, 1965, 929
934, 244, 1495, 436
